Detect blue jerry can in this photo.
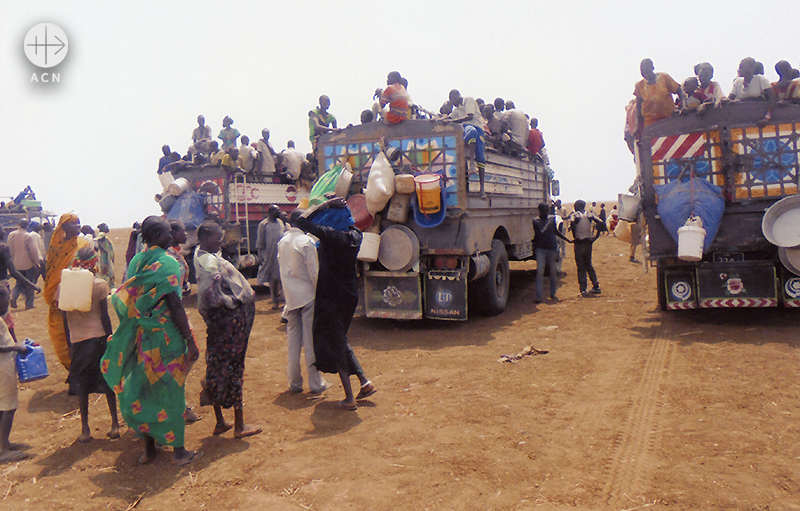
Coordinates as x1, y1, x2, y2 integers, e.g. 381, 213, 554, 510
16, 339, 49, 383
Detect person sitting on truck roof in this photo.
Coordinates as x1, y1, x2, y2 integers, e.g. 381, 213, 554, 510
771, 60, 800, 105
158, 145, 173, 173
679, 77, 702, 111
308, 95, 337, 151
221, 148, 240, 169
238, 135, 257, 172
527, 118, 545, 161
729, 57, 776, 123
693, 62, 724, 109
218, 116, 240, 151
482, 104, 504, 151
209, 141, 224, 166
438, 101, 453, 117
281, 141, 306, 181
503, 101, 529, 155
447, 89, 486, 194
360, 110, 374, 124
377, 71, 410, 124
189, 115, 212, 158
634, 58, 685, 131
256, 129, 277, 176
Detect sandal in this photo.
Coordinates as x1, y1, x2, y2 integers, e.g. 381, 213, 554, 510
356, 382, 377, 400
174, 450, 203, 466
213, 423, 233, 436
137, 451, 158, 465
338, 400, 357, 411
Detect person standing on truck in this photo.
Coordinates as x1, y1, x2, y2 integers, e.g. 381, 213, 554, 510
634, 58, 685, 132
256, 129, 277, 176
447, 89, 487, 197
566, 200, 604, 297
533, 202, 570, 302
309, 95, 338, 152
218, 116, 240, 151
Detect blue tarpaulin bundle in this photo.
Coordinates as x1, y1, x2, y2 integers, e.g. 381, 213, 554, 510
655, 177, 725, 252
166, 190, 206, 229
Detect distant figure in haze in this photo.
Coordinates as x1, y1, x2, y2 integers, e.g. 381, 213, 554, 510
634, 58, 685, 132
772, 60, 800, 104
377, 71, 410, 124
256, 129, 277, 176
218, 116, 240, 151
308, 95, 337, 151
95, 223, 115, 288
256, 206, 284, 308
158, 145, 173, 173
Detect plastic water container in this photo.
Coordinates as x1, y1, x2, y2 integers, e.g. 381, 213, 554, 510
414, 174, 442, 214
158, 171, 174, 190
395, 174, 416, 194
59, 268, 94, 312
357, 232, 381, 262
386, 193, 411, 223
168, 177, 190, 196
16, 339, 49, 383
678, 217, 706, 261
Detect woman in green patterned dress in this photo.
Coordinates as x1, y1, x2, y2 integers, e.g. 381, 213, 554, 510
102, 216, 202, 466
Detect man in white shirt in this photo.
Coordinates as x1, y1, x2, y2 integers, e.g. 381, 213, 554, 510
278, 209, 329, 394
448, 89, 487, 198
504, 100, 529, 155
256, 129, 277, 176
189, 114, 213, 157
280, 140, 306, 181
7, 220, 41, 309
238, 135, 258, 172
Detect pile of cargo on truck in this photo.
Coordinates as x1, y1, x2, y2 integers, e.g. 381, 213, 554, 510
633, 102, 800, 310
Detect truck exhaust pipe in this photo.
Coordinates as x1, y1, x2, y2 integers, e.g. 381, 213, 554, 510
468, 253, 491, 281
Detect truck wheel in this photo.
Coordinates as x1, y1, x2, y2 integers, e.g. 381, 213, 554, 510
657, 263, 667, 311
470, 239, 510, 316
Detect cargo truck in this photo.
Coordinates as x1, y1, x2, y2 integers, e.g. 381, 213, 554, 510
639, 102, 800, 310
316, 119, 555, 320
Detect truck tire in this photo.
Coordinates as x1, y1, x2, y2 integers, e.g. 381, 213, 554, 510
656, 262, 667, 311
471, 239, 510, 316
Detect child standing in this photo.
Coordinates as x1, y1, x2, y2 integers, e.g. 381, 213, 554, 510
0, 285, 28, 463
59, 246, 120, 443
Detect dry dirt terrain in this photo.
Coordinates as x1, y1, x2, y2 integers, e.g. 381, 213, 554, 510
2, 229, 800, 511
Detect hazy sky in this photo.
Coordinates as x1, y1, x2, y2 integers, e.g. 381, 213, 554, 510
3, 0, 800, 227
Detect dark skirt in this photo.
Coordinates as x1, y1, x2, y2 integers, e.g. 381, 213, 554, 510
312, 294, 363, 376
200, 301, 255, 409
67, 336, 113, 396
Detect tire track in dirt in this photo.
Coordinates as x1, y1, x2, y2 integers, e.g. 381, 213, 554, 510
603, 312, 676, 508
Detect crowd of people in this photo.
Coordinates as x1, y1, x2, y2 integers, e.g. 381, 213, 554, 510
0, 196, 377, 465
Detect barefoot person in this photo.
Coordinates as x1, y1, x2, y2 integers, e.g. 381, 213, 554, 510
294, 197, 377, 411
0, 285, 28, 464
58, 246, 120, 443
194, 221, 261, 438
102, 216, 202, 465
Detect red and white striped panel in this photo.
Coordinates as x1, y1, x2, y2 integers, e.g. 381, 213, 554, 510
698, 298, 778, 308
650, 132, 706, 161
784, 299, 800, 308
667, 301, 697, 310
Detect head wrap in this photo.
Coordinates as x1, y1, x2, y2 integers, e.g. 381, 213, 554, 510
72, 246, 99, 271
44, 213, 88, 305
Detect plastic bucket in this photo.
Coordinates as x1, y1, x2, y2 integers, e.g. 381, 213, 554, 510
169, 177, 190, 196
346, 194, 374, 231
617, 194, 641, 222
378, 225, 420, 272
357, 232, 381, 262
16, 339, 49, 383
414, 174, 442, 214
677, 225, 706, 261
334, 165, 353, 198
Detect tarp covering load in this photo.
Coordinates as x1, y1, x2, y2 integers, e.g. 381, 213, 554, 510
655, 177, 724, 252
166, 190, 205, 229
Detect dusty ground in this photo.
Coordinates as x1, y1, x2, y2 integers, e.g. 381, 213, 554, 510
2, 229, 800, 511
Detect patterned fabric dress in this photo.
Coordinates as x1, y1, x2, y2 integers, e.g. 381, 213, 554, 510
101, 247, 189, 447
44, 213, 88, 370
95, 234, 115, 288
